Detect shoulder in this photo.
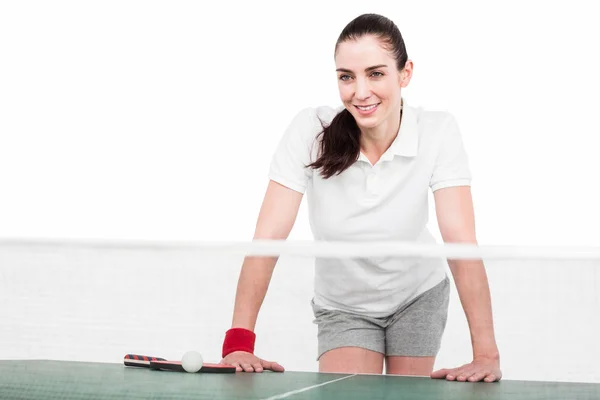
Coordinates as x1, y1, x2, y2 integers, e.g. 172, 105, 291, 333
408, 104, 462, 148
287, 105, 343, 132
281, 105, 343, 148
273, 105, 343, 160
412, 105, 457, 131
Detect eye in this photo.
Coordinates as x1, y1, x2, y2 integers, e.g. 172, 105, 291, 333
371, 71, 384, 77
339, 74, 352, 81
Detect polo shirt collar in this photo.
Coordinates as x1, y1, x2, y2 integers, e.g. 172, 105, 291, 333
358, 98, 419, 164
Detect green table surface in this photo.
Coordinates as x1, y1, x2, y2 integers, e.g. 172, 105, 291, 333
1, 360, 599, 400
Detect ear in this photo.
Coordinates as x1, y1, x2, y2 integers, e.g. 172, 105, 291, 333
398, 59, 414, 88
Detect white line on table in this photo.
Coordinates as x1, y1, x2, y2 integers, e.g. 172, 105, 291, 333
259, 374, 357, 400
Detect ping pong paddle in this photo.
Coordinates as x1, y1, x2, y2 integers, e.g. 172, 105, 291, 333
124, 354, 236, 373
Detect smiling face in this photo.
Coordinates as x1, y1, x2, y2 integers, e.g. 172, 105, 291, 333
335, 34, 411, 130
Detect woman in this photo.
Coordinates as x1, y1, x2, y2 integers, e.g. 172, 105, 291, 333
220, 13, 502, 383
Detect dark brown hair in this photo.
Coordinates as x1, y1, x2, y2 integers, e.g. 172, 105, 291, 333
307, 13, 409, 178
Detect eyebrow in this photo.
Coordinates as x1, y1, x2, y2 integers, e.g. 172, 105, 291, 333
336, 64, 388, 73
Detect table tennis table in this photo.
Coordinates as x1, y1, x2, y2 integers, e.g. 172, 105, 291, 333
1, 359, 599, 399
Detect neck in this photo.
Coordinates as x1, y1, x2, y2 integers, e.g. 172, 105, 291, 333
360, 102, 403, 159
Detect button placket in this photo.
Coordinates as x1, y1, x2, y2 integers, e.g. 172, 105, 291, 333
365, 165, 380, 197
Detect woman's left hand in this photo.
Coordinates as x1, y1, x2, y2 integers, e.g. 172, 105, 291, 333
431, 356, 502, 383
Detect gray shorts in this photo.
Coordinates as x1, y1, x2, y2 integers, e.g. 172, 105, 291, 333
311, 276, 450, 360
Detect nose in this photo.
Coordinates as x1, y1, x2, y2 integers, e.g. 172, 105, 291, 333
354, 78, 372, 101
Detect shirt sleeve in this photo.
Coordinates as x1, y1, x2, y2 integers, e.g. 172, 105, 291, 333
268, 107, 320, 194
429, 114, 472, 192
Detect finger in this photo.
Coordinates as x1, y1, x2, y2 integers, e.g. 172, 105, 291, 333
445, 370, 461, 381
467, 371, 489, 382
252, 362, 264, 373
442, 363, 473, 381
456, 367, 478, 382
261, 360, 285, 372
449, 365, 472, 381
228, 362, 243, 372
240, 363, 254, 372
430, 368, 451, 379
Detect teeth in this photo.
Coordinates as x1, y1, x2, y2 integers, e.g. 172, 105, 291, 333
357, 104, 377, 111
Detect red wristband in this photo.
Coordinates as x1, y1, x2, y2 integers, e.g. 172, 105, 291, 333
222, 328, 256, 358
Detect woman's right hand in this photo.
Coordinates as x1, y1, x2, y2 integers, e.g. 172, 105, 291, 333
221, 351, 285, 373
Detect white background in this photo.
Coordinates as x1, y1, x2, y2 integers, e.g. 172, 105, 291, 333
1, 0, 599, 386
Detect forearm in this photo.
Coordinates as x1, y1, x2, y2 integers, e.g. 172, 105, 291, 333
449, 259, 499, 359
231, 256, 278, 331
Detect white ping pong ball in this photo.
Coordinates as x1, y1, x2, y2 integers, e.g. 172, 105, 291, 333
181, 351, 203, 373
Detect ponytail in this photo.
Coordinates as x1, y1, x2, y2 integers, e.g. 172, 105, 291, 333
308, 109, 361, 179
308, 13, 408, 179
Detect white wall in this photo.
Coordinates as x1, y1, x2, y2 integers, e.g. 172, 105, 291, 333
1, 0, 599, 245
1, 0, 599, 384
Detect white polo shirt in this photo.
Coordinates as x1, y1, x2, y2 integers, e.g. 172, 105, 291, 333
268, 99, 471, 317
